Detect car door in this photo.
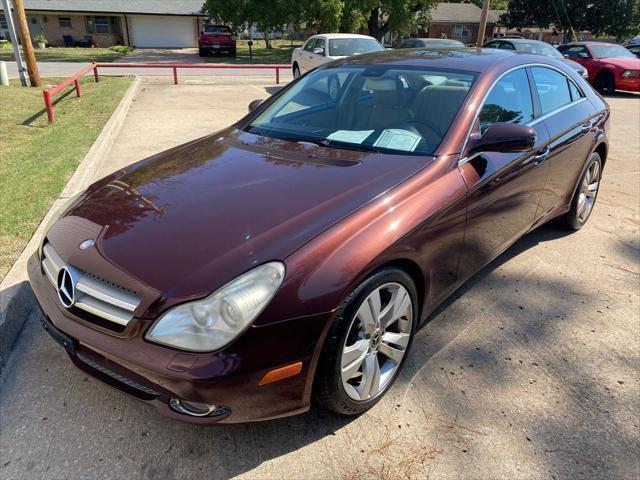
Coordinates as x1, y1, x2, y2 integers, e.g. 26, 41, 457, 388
561, 45, 597, 77
299, 37, 318, 72
309, 37, 327, 69
457, 67, 551, 281
530, 66, 599, 219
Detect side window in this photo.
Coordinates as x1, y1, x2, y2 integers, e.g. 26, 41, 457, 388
479, 69, 534, 133
315, 38, 326, 54
531, 67, 572, 114
498, 42, 515, 50
485, 41, 499, 48
568, 79, 584, 102
303, 38, 317, 52
563, 46, 590, 58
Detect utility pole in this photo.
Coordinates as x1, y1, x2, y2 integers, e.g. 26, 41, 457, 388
12, 0, 40, 87
0, 0, 28, 85
476, 0, 490, 47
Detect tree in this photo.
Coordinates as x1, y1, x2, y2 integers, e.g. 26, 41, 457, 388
302, 0, 344, 33
203, 0, 301, 47
501, 0, 639, 40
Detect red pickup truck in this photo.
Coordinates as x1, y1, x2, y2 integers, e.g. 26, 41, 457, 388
199, 25, 236, 57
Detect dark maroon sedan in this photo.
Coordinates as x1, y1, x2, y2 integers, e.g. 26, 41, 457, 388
29, 48, 609, 423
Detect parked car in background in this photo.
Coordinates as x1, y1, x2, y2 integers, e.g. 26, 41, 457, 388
484, 38, 589, 79
398, 38, 465, 49
291, 33, 383, 77
558, 42, 640, 93
199, 24, 236, 57
626, 44, 640, 59
30, 47, 608, 424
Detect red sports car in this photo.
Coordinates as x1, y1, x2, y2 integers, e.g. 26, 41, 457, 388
30, 48, 609, 423
558, 41, 640, 93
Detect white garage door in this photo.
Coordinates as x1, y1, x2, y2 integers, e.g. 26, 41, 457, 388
130, 15, 195, 48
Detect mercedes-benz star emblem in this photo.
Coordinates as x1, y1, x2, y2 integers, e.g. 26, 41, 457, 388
79, 239, 95, 250
56, 267, 75, 308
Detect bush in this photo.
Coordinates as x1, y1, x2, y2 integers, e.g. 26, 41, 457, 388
108, 45, 134, 54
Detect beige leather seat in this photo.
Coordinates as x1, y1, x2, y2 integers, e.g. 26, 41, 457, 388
412, 85, 469, 137
353, 78, 414, 130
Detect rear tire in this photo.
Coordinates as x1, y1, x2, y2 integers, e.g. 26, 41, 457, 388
293, 63, 301, 79
594, 71, 615, 94
562, 152, 602, 230
314, 268, 418, 415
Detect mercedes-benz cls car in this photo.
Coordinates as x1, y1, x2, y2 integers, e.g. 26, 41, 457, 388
30, 48, 609, 423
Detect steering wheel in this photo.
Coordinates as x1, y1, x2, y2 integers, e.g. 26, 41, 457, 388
401, 118, 442, 140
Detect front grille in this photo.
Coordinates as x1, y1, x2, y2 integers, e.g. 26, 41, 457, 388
41, 242, 141, 330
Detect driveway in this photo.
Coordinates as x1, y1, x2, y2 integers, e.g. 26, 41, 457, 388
0, 85, 638, 480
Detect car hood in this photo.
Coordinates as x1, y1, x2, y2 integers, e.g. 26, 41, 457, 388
63, 128, 430, 308
563, 58, 586, 72
598, 57, 640, 69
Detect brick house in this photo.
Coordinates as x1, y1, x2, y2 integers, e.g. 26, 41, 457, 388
0, 0, 205, 48
423, 3, 504, 44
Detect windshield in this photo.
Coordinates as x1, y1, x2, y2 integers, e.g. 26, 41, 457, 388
205, 25, 231, 33
515, 42, 563, 59
245, 65, 476, 156
591, 44, 635, 59
328, 38, 384, 56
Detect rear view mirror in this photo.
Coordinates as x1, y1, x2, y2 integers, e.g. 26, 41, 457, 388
248, 99, 263, 112
467, 123, 536, 156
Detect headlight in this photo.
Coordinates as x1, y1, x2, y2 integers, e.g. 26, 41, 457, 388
145, 262, 285, 352
621, 69, 639, 78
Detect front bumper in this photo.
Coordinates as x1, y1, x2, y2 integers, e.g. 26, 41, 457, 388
617, 76, 640, 92
28, 253, 329, 424
199, 44, 235, 53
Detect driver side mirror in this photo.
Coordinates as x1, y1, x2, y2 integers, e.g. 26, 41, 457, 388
578, 52, 590, 58
466, 123, 536, 157
313, 47, 325, 56
248, 99, 263, 112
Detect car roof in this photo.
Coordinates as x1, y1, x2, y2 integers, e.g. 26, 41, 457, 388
493, 38, 549, 45
330, 47, 542, 73
407, 38, 463, 42
561, 41, 619, 47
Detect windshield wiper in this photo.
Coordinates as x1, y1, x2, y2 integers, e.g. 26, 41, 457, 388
317, 138, 381, 153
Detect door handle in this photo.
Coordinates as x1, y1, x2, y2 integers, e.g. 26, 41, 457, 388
581, 122, 592, 133
532, 147, 550, 165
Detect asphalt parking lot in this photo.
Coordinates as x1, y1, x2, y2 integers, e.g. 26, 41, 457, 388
0, 79, 638, 480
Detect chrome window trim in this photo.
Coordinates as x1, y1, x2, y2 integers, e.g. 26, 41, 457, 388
458, 62, 588, 167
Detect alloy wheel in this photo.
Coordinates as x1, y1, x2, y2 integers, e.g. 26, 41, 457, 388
340, 282, 413, 401
577, 159, 600, 223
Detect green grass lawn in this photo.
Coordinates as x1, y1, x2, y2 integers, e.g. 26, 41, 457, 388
202, 39, 302, 64
0, 45, 130, 62
0, 76, 133, 279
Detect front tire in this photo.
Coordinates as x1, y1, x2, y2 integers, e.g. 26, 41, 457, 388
198, 48, 207, 57
292, 63, 301, 79
314, 268, 418, 415
562, 152, 602, 230
594, 71, 615, 94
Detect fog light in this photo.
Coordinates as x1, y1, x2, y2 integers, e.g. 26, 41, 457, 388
169, 398, 218, 417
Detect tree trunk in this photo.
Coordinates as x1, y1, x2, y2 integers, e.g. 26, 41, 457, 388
262, 32, 272, 48
367, 7, 389, 41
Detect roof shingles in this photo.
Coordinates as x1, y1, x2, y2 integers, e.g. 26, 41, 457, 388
0, 0, 204, 15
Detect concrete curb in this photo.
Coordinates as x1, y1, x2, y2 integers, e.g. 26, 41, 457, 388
0, 76, 141, 372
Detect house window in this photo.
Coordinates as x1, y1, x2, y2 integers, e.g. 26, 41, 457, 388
58, 16, 72, 28
0, 15, 8, 30
453, 24, 472, 39
85, 15, 120, 34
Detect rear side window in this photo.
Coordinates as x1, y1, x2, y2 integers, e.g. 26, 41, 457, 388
568, 80, 584, 101
531, 67, 572, 114
479, 68, 534, 133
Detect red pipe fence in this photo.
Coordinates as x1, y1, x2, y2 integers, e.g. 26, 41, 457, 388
43, 62, 289, 124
